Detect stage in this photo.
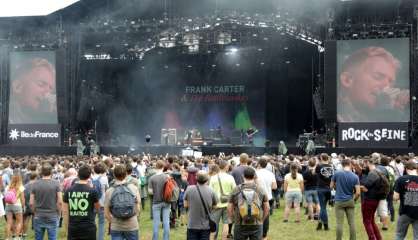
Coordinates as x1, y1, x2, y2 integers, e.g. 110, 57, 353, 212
0, 144, 416, 156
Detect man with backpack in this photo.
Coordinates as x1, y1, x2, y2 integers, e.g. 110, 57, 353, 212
148, 160, 171, 240
184, 171, 218, 240
104, 164, 141, 240
63, 165, 99, 240
228, 167, 269, 240
360, 157, 390, 240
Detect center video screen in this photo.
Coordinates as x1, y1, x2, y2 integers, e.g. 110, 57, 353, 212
9, 51, 57, 124
336, 38, 410, 122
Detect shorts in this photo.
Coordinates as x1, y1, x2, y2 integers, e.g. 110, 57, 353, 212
212, 207, 229, 225
305, 190, 319, 204
285, 191, 302, 205
5, 204, 23, 214
377, 199, 388, 217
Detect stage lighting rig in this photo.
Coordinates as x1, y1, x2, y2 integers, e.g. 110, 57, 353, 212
158, 29, 177, 48
216, 32, 232, 45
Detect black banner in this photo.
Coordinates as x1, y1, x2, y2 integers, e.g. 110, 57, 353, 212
8, 124, 61, 146
338, 122, 408, 148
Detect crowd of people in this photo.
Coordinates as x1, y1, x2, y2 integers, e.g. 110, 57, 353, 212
0, 151, 417, 240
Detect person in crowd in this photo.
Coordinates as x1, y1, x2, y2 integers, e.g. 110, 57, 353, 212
5, 171, 25, 240
393, 161, 418, 240
231, 153, 249, 185
9, 57, 57, 124
283, 163, 304, 223
92, 162, 108, 240
104, 164, 141, 240
184, 171, 218, 240
62, 168, 78, 191
2, 160, 13, 187
148, 160, 170, 240
209, 160, 236, 240
22, 172, 37, 239
23, 162, 37, 185
170, 163, 183, 228
63, 165, 99, 240
302, 158, 320, 221
331, 158, 360, 240
316, 153, 334, 231
360, 157, 388, 240
390, 156, 404, 178
135, 157, 148, 210
228, 167, 269, 240
337, 47, 409, 122
380, 156, 396, 223
125, 164, 141, 189
256, 157, 277, 239
372, 153, 390, 231
30, 163, 62, 240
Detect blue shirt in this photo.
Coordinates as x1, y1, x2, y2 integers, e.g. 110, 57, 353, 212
332, 170, 359, 202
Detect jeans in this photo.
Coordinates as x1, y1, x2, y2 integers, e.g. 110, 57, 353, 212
395, 214, 418, 240
152, 202, 171, 240
335, 199, 356, 240
187, 229, 210, 240
361, 199, 382, 240
33, 215, 59, 240
170, 201, 177, 227
387, 191, 395, 221
262, 213, 270, 238
234, 224, 263, 240
317, 188, 331, 225
110, 230, 139, 240
96, 207, 105, 240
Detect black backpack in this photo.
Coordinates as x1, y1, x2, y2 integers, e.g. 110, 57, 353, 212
110, 183, 137, 219
375, 171, 390, 199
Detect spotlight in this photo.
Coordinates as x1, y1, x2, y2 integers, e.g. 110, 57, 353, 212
145, 135, 151, 143
230, 47, 238, 53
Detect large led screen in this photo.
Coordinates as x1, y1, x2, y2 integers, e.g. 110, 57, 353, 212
337, 38, 410, 122
9, 51, 57, 124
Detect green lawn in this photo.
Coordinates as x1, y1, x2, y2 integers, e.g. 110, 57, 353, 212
1, 200, 412, 240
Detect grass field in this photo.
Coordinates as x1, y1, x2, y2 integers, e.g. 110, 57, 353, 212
0, 200, 412, 240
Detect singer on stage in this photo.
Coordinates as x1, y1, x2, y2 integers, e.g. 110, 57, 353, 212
9, 57, 57, 124
337, 47, 409, 122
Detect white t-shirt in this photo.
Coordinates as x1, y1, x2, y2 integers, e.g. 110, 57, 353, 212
256, 168, 276, 200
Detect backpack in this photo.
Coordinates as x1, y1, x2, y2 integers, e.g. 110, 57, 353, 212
237, 185, 263, 225
385, 166, 396, 191
375, 171, 390, 199
163, 176, 180, 202
110, 183, 137, 219
92, 176, 103, 199
274, 167, 284, 187
4, 188, 17, 204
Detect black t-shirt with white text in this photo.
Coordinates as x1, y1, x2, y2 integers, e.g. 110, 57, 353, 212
63, 183, 98, 231
394, 175, 418, 219
316, 163, 334, 189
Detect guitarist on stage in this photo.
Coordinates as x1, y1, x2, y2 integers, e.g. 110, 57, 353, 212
246, 127, 258, 145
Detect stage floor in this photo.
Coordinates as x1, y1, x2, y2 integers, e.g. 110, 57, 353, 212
0, 144, 416, 156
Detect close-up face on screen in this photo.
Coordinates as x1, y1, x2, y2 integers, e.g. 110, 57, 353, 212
9, 51, 57, 124
336, 38, 410, 123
